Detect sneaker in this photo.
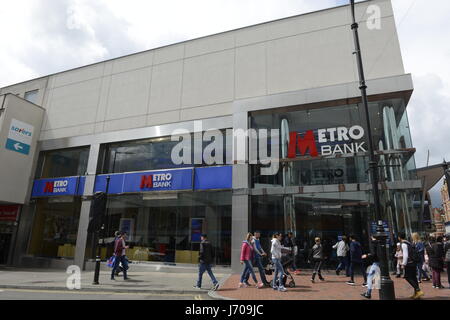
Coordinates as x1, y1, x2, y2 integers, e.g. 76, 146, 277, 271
193, 285, 201, 289
362, 283, 368, 287
319, 277, 325, 282
432, 285, 437, 289
110, 277, 115, 280
238, 282, 248, 288
311, 279, 315, 283
437, 285, 445, 289
244, 281, 251, 287
256, 282, 264, 289
422, 278, 430, 282
272, 285, 278, 291
212, 283, 220, 291
278, 286, 287, 292
346, 281, 355, 285
361, 293, 371, 299
413, 290, 424, 299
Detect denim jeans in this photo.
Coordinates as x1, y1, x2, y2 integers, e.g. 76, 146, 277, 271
366, 263, 380, 292
240, 260, 258, 284
336, 256, 348, 273
197, 263, 218, 287
111, 255, 128, 279
312, 260, 324, 280
416, 260, 429, 281
404, 264, 420, 291
272, 258, 284, 287
244, 255, 268, 284
349, 261, 367, 283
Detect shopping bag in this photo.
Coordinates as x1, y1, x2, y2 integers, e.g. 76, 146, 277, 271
107, 256, 116, 268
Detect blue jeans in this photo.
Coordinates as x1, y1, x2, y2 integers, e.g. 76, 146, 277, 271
240, 260, 258, 284
197, 263, 218, 287
349, 261, 367, 283
366, 263, 380, 293
272, 258, 284, 288
336, 256, 348, 273
416, 260, 429, 281
244, 255, 268, 284
111, 255, 128, 279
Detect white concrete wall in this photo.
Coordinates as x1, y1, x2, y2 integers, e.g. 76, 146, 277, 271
0, 0, 405, 141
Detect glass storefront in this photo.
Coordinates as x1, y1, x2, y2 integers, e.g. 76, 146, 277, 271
249, 98, 422, 264
86, 191, 232, 265
28, 197, 81, 259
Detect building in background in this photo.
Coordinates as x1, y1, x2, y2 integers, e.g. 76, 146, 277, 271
441, 179, 450, 234
0, 0, 426, 271
431, 208, 446, 236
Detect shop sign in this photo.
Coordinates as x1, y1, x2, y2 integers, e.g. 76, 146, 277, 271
0, 205, 19, 221
32, 177, 80, 197
288, 125, 367, 158
5, 119, 34, 155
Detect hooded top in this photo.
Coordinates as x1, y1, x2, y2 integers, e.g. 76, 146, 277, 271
271, 238, 282, 260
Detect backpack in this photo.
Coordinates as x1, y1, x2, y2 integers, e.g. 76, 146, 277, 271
405, 241, 420, 264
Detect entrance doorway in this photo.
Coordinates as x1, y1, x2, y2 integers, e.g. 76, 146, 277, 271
0, 233, 12, 264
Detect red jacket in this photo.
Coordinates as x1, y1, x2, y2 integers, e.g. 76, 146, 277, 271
114, 238, 125, 257
240, 241, 254, 261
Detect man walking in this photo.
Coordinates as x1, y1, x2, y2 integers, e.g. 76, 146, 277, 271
346, 235, 367, 286
111, 231, 129, 280
398, 232, 424, 299
284, 232, 299, 274
333, 235, 349, 276
194, 234, 219, 291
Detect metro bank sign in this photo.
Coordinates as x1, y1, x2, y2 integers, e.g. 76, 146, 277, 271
32, 177, 81, 197
140, 173, 173, 190
287, 125, 367, 158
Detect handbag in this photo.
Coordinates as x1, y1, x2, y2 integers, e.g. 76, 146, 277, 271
107, 256, 116, 268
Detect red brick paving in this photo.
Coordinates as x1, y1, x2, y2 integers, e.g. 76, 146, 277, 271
217, 271, 450, 300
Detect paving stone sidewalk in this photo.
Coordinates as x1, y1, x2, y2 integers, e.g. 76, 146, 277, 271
213, 271, 450, 300
0, 266, 230, 295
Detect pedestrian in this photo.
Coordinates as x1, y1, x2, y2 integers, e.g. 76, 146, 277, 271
194, 234, 219, 291
394, 243, 404, 278
333, 235, 349, 276
426, 235, 445, 289
411, 232, 430, 282
111, 231, 129, 280
347, 235, 367, 286
271, 233, 287, 292
398, 232, 424, 299
444, 234, 450, 289
239, 233, 263, 289
244, 231, 271, 287
310, 237, 325, 283
361, 236, 381, 299
283, 232, 299, 273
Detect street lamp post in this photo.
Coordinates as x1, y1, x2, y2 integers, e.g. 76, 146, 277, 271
349, 0, 395, 300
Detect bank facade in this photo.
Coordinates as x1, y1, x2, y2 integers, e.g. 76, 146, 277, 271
0, 0, 424, 272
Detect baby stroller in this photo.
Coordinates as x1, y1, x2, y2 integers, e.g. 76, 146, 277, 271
266, 250, 296, 288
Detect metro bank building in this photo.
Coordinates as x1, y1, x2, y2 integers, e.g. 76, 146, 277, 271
0, 0, 424, 272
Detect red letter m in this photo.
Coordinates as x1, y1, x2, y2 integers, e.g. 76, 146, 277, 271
288, 130, 318, 158
44, 182, 54, 193
140, 175, 153, 189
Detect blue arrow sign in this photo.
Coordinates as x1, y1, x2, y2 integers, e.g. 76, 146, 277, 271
5, 138, 30, 155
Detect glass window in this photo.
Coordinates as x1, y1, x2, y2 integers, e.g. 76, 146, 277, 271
24, 90, 39, 104
100, 130, 231, 174
35, 147, 89, 179
28, 198, 81, 259
86, 191, 232, 265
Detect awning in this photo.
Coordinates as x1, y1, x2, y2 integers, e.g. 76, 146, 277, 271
415, 162, 449, 192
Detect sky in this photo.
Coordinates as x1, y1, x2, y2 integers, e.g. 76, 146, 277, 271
0, 0, 449, 206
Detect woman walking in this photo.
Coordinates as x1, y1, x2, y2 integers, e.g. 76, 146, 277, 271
271, 233, 287, 292
427, 235, 445, 289
411, 233, 430, 282
239, 233, 263, 288
310, 237, 325, 283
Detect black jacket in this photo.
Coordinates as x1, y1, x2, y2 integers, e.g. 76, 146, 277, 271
199, 240, 214, 264
427, 242, 444, 271
365, 240, 380, 265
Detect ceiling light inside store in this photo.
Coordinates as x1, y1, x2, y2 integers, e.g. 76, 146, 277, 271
142, 193, 178, 201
